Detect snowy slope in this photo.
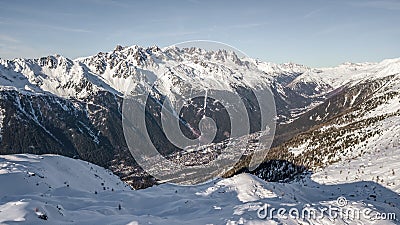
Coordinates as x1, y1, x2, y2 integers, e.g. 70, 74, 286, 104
0, 56, 111, 98
280, 69, 400, 168
289, 58, 400, 92
0, 154, 399, 224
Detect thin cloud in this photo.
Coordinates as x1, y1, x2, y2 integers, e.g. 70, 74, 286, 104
0, 2, 84, 18
0, 42, 41, 60
207, 22, 269, 33
313, 23, 358, 36
226, 22, 269, 29
304, 8, 324, 19
105, 29, 201, 41
141, 30, 201, 38
0, 19, 91, 33
41, 24, 91, 33
0, 34, 19, 43
158, 30, 201, 37
25, 22, 91, 33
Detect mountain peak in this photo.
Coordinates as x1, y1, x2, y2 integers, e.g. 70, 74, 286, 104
114, 45, 124, 52
36, 54, 72, 69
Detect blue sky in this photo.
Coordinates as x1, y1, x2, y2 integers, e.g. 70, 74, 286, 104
0, 0, 399, 67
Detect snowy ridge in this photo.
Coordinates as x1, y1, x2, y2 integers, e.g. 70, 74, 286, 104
0, 154, 398, 224
0, 45, 274, 102
2, 46, 399, 131
289, 58, 400, 92
252, 59, 309, 76
0, 55, 108, 98
2, 45, 399, 102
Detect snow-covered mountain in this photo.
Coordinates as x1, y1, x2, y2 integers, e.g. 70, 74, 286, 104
269, 62, 400, 172
289, 58, 400, 95
0, 154, 398, 224
1, 45, 399, 108
0, 45, 400, 189
1, 46, 271, 98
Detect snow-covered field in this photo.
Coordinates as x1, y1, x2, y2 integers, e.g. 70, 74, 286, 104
0, 154, 398, 225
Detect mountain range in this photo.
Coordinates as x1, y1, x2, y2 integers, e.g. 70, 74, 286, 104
0, 45, 399, 188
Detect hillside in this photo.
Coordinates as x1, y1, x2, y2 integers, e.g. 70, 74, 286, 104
0, 154, 399, 224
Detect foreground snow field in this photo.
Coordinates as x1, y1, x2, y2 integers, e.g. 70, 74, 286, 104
0, 154, 399, 225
